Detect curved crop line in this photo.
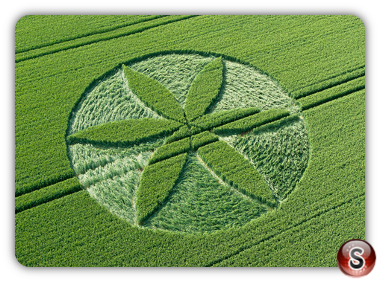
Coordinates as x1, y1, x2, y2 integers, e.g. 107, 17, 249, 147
197, 141, 277, 207
119, 50, 293, 100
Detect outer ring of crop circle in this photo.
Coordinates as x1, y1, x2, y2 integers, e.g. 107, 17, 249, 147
65, 50, 310, 234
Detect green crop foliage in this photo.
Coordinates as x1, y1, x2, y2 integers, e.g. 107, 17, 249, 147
165, 125, 191, 143
297, 76, 365, 110
184, 57, 224, 121
67, 118, 181, 147
123, 65, 186, 123
136, 153, 188, 224
149, 138, 191, 164
191, 107, 260, 130
197, 141, 276, 206
15, 15, 364, 267
191, 131, 219, 150
212, 109, 290, 135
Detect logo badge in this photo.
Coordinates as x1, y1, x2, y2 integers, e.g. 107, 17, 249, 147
337, 239, 376, 277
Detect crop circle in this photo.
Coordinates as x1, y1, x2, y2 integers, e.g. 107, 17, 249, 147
66, 52, 309, 233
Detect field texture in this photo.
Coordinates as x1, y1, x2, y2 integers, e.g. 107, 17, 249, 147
15, 15, 365, 266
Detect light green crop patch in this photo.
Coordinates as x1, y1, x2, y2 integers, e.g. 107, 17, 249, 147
66, 52, 309, 233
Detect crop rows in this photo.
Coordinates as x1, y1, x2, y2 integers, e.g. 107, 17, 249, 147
15, 15, 195, 62
297, 75, 365, 110
15, 15, 163, 53
15, 177, 81, 213
16, 15, 364, 266
191, 107, 260, 130
15, 89, 364, 266
212, 108, 290, 135
17, 71, 361, 214
15, 15, 364, 196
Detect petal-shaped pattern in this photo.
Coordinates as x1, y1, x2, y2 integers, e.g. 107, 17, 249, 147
123, 65, 186, 123
136, 152, 188, 224
184, 57, 224, 121
67, 118, 182, 147
66, 53, 308, 233
197, 140, 276, 207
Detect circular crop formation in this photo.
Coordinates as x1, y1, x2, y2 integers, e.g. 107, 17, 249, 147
66, 52, 309, 233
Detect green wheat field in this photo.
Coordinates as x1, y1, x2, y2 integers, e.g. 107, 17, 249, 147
15, 15, 365, 267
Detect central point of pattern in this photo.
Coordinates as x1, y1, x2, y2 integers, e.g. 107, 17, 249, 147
66, 52, 309, 233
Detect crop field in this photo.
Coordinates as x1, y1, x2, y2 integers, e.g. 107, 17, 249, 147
15, 15, 365, 267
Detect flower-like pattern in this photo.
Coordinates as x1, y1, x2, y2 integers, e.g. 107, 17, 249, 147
67, 53, 309, 233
